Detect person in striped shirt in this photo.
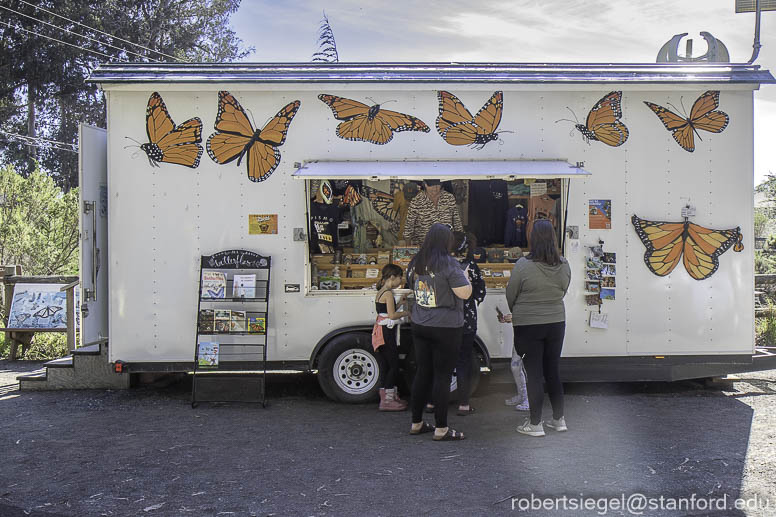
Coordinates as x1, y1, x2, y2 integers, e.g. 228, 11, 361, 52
402, 180, 463, 245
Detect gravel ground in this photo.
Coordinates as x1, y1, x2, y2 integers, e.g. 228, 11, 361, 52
0, 361, 775, 517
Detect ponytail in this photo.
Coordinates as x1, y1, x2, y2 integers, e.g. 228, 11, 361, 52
377, 263, 403, 289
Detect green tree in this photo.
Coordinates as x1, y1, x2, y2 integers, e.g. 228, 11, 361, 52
0, 0, 252, 190
0, 163, 79, 275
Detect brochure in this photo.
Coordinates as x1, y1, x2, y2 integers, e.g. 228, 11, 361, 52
230, 310, 246, 332
600, 288, 616, 301
232, 274, 256, 298
215, 309, 231, 333
197, 341, 219, 368
202, 271, 227, 299
249, 316, 266, 334
198, 309, 214, 333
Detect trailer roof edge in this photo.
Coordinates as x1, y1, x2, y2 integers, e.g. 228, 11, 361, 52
87, 62, 775, 86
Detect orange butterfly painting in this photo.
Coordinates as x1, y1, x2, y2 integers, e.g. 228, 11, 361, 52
643, 90, 729, 152
436, 91, 503, 148
632, 214, 743, 281
565, 91, 629, 147
207, 91, 301, 182
135, 92, 203, 168
318, 94, 430, 145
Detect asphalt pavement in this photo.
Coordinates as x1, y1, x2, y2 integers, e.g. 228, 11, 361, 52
0, 361, 775, 517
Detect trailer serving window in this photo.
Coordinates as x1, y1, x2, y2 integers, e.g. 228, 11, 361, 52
293, 160, 590, 294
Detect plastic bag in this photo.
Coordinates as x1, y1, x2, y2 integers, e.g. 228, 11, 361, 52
509, 348, 529, 409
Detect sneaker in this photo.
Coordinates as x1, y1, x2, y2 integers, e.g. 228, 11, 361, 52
516, 419, 545, 437
514, 403, 530, 412
545, 417, 568, 432
505, 395, 520, 406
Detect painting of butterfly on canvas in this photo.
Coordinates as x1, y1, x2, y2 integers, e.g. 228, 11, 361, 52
7, 284, 79, 330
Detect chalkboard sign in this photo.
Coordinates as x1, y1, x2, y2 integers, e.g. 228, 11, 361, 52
202, 250, 269, 270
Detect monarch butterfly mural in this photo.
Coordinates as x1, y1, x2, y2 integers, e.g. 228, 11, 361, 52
558, 91, 629, 147
643, 90, 729, 152
318, 94, 430, 145
436, 91, 503, 148
207, 91, 301, 182
131, 92, 203, 168
631, 214, 743, 281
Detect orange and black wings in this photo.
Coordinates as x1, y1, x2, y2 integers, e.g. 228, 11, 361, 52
632, 215, 742, 280
140, 92, 203, 168
576, 91, 628, 147
643, 91, 728, 152
207, 91, 300, 182
436, 91, 503, 147
318, 94, 429, 145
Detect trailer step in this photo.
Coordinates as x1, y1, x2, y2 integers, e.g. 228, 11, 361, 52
43, 356, 73, 368
72, 344, 101, 356
16, 372, 47, 382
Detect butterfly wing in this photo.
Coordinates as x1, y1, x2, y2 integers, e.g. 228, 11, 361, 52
207, 91, 255, 165
440, 121, 479, 146
584, 91, 629, 147
631, 215, 687, 276
472, 91, 503, 134
682, 223, 742, 280
436, 91, 474, 135
374, 108, 430, 134
689, 90, 729, 134
318, 94, 371, 120
146, 92, 175, 144
245, 142, 280, 182
644, 101, 695, 152
257, 100, 301, 146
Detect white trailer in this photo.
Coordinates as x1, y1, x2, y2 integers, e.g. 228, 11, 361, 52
79, 62, 776, 401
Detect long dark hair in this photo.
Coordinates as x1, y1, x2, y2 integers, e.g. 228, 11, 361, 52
377, 263, 403, 290
527, 219, 561, 266
413, 223, 455, 275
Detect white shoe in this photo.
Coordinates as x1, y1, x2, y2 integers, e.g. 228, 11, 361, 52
545, 417, 568, 432
514, 403, 530, 412
505, 395, 520, 406
516, 419, 545, 437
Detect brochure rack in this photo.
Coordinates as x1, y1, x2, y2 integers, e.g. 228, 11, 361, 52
191, 249, 270, 408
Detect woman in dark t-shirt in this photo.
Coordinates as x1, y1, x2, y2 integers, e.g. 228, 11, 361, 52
407, 223, 471, 441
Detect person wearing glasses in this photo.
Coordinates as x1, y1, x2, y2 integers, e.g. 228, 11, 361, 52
402, 180, 463, 245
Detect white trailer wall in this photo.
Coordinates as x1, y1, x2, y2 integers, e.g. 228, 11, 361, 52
103, 84, 754, 364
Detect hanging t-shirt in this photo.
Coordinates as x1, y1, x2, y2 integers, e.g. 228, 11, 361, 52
504, 205, 528, 248
467, 180, 508, 245
526, 195, 558, 243
310, 202, 343, 254
407, 255, 469, 328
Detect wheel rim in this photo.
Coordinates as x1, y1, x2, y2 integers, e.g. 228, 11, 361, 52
333, 348, 379, 395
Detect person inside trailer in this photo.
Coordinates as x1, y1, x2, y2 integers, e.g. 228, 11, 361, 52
402, 179, 463, 245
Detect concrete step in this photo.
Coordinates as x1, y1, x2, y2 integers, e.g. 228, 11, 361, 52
44, 356, 74, 368
73, 344, 101, 356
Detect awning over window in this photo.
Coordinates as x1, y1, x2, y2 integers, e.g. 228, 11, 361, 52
292, 160, 590, 181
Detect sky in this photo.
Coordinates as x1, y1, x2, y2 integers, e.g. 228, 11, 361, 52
232, 0, 776, 185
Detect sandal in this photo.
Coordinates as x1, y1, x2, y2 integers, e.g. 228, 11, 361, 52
456, 406, 476, 416
409, 422, 435, 435
424, 404, 435, 414
433, 428, 465, 441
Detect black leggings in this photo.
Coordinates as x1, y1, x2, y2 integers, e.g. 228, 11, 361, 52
411, 324, 462, 428
455, 332, 475, 406
514, 322, 565, 425
378, 326, 400, 388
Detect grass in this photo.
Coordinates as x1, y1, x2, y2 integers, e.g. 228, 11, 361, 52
0, 333, 69, 360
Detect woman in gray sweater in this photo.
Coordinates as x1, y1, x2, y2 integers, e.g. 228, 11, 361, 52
505, 219, 571, 437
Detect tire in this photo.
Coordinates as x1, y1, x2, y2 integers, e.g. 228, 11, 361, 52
317, 332, 381, 403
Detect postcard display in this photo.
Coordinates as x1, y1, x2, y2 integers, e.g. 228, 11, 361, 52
584, 245, 616, 328
192, 250, 270, 408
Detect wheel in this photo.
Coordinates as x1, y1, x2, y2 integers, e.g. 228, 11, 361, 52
317, 333, 381, 403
